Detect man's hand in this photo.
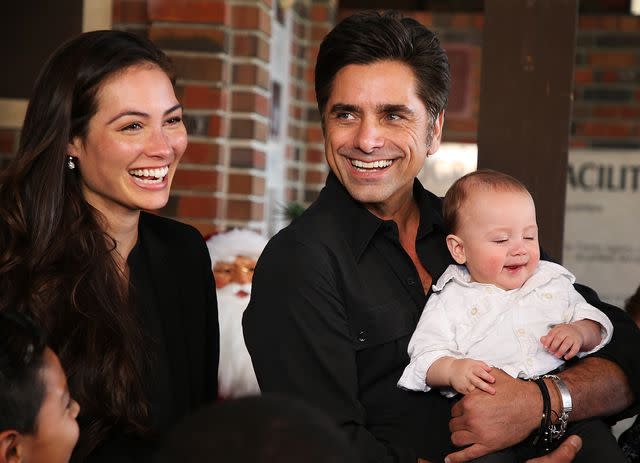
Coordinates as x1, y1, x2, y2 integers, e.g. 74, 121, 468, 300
446, 368, 541, 462
526, 435, 582, 463
449, 359, 496, 395
422, 435, 581, 463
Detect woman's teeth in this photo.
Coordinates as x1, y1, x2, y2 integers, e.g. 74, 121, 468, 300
351, 159, 393, 169
129, 166, 169, 184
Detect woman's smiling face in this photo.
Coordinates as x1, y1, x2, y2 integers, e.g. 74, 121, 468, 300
69, 63, 187, 222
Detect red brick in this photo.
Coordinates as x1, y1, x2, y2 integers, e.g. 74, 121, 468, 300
113, 0, 149, 24
619, 16, 640, 32
227, 199, 263, 220
411, 12, 433, 27
228, 173, 265, 195
591, 105, 619, 118
574, 122, 633, 137
149, 26, 226, 53
229, 118, 267, 142
599, 70, 621, 83
578, 16, 597, 30
311, 25, 329, 42
233, 63, 269, 88
233, 35, 269, 61
569, 139, 588, 149
450, 14, 473, 28
231, 91, 269, 116
148, 0, 229, 24
306, 125, 323, 143
207, 115, 225, 137
588, 51, 636, 67
574, 68, 593, 84
182, 141, 220, 164
231, 5, 270, 34
171, 54, 225, 81
621, 106, 640, 119
230, 148, 266, 169
310, 5, 329, 22
173, 168, 219, 191
444, 118, 477, 133
177, 195, 218, 218
306, 148, 325, 164
181, 85, 225, 110
472, 15, 484, 30
287, 167, 299, 181
285, 188, 297, 202
305, 169, 325, 184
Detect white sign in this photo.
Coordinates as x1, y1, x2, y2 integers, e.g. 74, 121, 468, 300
563, 149, 640, 308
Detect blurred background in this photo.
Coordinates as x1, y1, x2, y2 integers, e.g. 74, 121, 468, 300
1, 0, 639, 306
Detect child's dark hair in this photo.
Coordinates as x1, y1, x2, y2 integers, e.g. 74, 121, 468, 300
0, 311, 47, 433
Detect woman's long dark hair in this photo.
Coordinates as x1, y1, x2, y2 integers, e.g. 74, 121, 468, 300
0, 30, 175, 460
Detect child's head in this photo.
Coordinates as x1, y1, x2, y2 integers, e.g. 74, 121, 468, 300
443, 169, 540, 290
0, 312, 80, 463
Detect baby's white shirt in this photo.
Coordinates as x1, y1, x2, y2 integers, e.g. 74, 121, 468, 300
397, 261, 613, 393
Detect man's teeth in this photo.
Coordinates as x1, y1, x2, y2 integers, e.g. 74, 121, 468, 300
129, 166, 169, 182
351, 159, 393, 169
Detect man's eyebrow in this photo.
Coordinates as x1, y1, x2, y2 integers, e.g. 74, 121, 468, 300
377, 104, 414, 116
107, 104, 182, 124
329, 103, 360, 114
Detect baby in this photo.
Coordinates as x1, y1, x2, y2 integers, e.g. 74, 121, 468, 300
0, 311, 80, 463
398, 169, 622, 461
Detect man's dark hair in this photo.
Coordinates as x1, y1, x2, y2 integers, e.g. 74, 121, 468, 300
157, 395, 357, 463
625, 284, 640, 323
0, 311, 47, 433
315, 10, 450, 123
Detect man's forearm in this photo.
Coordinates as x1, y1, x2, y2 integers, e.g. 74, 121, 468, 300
557, 357, 634, 421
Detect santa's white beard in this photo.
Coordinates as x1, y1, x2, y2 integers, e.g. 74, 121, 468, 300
216, 283, 260, 398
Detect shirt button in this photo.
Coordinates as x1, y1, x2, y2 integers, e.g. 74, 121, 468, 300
543, 293, 553, 300
484, 287, 493, 294
406, 277, 416, 286
470, 307, 478, 315
517, 328, 526, 336
357, 331, 366, 342
527, 358, 533, 365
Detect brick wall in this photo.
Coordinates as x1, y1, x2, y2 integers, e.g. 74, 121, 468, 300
113, 0, 336, 235
3, 5, 638, 235
572, 15, 640, 149
286, 2, 334, 206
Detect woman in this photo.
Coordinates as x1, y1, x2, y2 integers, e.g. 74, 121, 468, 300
0, 30, 219, 461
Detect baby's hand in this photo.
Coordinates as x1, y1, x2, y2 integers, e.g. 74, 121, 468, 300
449, 359, 496, 395
540, 324, 582, 360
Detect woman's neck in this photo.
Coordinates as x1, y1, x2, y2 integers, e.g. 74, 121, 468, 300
96, 208, 140, 268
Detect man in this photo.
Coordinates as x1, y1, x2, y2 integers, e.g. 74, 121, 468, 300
243, 10, 640, 463
207, 229, 267, 398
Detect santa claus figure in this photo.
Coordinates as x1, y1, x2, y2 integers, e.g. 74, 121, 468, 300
207, 229, 268, 398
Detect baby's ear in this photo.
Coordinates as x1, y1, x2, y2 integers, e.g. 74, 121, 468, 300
0, 430, 22, 463
446, 234, 466, 265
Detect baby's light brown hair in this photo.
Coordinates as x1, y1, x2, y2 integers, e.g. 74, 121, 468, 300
443, 169, 532, 234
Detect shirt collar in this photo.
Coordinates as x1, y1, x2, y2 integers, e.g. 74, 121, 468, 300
321, 172, 446, 261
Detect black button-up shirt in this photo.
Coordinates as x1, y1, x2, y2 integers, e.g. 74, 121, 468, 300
243, 172, 640, 463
